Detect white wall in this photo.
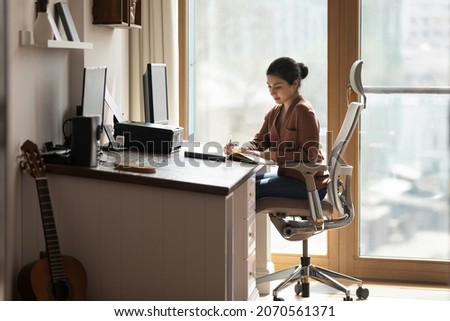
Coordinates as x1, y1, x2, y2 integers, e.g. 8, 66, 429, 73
4, 0, 129, 300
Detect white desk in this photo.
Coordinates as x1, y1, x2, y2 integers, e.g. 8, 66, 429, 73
20, 149, 261, 300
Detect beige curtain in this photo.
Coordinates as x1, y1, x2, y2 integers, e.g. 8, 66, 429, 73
129, 0, 179, 124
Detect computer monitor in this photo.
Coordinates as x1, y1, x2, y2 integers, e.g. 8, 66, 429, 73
81, 66, 107, 130
143, 63, 169, 125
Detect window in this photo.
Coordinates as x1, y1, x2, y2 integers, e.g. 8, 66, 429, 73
188, 0, 328, 254
360, 0, 450, 261
184, 0, 450, 282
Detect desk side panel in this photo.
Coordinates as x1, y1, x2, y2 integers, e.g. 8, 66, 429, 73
21, 174, 229, 300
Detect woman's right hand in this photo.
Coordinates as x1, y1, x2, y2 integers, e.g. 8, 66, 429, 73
223, 145, 247, 155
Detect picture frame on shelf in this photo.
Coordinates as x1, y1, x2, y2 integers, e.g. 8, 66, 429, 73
55, 2, 80, 42
48, 10, 62, 42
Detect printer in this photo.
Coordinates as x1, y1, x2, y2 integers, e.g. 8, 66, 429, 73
114, 121, 184, 154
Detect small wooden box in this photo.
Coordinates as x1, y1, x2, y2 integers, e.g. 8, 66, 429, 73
92, 0, 141, 28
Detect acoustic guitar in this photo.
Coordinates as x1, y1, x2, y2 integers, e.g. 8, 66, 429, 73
17, 140, 87, 300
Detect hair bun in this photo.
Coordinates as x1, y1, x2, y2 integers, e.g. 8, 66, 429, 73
298, 63, 309, 79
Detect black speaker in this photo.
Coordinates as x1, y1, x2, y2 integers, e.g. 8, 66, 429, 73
71, 116, 100, 166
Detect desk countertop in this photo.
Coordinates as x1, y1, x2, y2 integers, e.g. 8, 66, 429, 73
45, 149, 261, 195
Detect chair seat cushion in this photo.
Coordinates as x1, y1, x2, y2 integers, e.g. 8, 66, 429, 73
256, 196, 334, 217
257, 197, 335, 241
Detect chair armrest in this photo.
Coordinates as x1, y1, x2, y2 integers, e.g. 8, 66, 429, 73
282, 162, 327, 229
283, 161, 328, 174
282, 161, 328, 192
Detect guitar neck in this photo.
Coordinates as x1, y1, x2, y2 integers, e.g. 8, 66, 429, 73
35, 177, 67, 282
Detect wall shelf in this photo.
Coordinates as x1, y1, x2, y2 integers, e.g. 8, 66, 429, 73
19, 30, 93, 49
95, 22, 142, 30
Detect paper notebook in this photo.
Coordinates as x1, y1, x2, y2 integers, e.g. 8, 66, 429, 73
184, 151, 275, 165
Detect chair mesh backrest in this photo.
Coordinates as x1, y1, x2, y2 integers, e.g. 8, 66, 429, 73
327, 102, 364, 213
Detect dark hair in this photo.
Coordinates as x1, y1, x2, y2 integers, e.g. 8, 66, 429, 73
266, 57, 309, 85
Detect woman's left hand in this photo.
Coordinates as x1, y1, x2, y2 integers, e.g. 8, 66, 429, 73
243, 149, 261, 157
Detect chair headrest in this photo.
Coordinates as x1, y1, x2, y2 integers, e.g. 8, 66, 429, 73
349, 60, 364, 96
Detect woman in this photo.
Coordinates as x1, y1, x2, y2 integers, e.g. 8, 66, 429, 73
224, 57, 330, 200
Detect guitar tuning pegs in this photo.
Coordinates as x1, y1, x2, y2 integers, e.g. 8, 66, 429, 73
18, 153, 31, 173
19, 160, 28, 173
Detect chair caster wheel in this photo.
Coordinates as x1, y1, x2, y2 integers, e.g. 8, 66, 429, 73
356, 287, 369, 300
343, 295, 353, 301
294, 282, 301, 295
274, 296, 285, 301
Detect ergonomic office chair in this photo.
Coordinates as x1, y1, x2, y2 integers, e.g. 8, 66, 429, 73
256, 60, 369, 301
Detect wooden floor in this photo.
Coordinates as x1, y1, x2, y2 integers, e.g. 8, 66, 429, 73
258, 280, 450, 301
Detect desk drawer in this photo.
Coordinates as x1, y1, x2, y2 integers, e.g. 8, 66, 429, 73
247, 213, 256, 255
247, 249, 257, 294
247, 176, 256, 214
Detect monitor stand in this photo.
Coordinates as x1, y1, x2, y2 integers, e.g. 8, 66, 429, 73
103, 124, 127, 151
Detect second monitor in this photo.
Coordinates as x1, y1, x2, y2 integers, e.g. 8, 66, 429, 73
143, 63, 169, 125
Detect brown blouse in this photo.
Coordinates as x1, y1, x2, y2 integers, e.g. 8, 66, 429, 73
245, 95, 330, 190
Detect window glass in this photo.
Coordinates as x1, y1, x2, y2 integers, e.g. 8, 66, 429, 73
360, 0, 450, 260
188, 0, 328, 254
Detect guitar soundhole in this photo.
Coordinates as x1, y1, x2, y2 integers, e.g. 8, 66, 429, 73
52, 280, 70, 301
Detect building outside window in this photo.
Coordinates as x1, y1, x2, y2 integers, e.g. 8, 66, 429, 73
360, 0, 449, 261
